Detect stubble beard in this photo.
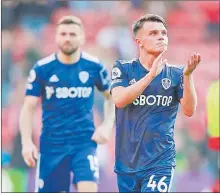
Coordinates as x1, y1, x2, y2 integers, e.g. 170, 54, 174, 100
60, 46, 79, 56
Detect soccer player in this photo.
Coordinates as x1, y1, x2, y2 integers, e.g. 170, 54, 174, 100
19, 16, 115, 192
110, 14, 201, 192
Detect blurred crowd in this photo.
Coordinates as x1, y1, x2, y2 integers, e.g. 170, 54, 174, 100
2, 1, 219, 192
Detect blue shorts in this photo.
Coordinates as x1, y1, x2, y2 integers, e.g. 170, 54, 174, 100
117, 166, 175, 192
35, 146, 99, 192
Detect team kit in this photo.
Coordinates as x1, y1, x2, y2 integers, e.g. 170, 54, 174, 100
20, 14, 200, 192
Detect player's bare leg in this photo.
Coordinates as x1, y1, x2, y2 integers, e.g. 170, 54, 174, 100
76, 181, 98, 192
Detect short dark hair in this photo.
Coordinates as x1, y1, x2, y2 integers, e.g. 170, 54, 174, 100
132, 14, 167, 36
57, 15, 83, 28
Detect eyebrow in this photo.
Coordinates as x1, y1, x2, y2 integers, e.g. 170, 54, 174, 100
148, 29, 167, 33
60, 32, 77, 35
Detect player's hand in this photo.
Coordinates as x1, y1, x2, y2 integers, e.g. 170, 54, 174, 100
22, 141, 38, 168
91, 124, 110, 144
183, 53, 201, 76
149, 50, 167, 79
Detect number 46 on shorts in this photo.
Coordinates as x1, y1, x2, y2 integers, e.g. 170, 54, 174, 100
147, 175, 169, 192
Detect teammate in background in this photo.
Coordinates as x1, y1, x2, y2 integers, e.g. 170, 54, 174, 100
19, 16, 115, 192
110, 14, 201, 192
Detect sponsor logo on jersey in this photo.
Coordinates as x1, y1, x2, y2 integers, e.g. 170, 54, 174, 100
49, 75, 59, 82
111, 67, 121, 80
129, 78, 136, 85
45, 86, 92, 99
79, 71, 89, 83
111, 79, 122, 86
133, 95, 173, 106
161, 78, 171, 90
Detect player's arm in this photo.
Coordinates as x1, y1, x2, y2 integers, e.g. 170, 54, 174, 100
102, 90, 115, 130
112, 50, 167, 108
19, 65, 43, 167
112, 75, 154, 108
92, 89, 115, 144
91, 63, 115, 144
20, 96, 39, 167
180, 53, 201, 117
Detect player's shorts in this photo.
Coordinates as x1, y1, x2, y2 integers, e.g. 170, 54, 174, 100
35, 145, 99, 192
117, 166, 175, 192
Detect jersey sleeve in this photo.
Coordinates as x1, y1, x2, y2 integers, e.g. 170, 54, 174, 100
177, 69, 184, 101
25, 64, 44, 97
110, 61, 128, 91
94, 63, 110, 91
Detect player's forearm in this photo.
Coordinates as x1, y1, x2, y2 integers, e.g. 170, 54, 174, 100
102, 97, 115, 135
99, 96, 115, 139
181, 74, 197, 116
19, 105, 35, 145
112, 74, 154, 108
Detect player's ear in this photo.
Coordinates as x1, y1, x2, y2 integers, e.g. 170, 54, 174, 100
135, 38, 144, 49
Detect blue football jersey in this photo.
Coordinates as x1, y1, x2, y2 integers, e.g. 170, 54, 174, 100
26, 52, 110, 153
110, 59, 184, 173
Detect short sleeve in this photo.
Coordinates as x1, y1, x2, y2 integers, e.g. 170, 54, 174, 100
177, 71, 184, 101
25, 64, 44, 97
110, 61, 128, 91
94, 63, 110, 92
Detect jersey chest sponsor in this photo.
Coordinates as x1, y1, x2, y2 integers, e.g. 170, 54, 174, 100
133, 94, 173, 106
45, 86, 92, 99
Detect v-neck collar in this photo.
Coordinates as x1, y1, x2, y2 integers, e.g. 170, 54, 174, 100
137, 58, 150, 73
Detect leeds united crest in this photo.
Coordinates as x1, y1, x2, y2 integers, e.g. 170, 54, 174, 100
79, 71, 89, 83
161, 78, 171, 90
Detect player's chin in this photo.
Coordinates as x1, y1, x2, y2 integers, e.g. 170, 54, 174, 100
154, 47, 167, 55
62, 48, 76, 56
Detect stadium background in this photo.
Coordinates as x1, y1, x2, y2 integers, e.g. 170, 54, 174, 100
1, 1, 219, 192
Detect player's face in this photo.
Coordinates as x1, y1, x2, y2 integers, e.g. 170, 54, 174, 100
56, 24, 84, 55
136, 22, 168, 55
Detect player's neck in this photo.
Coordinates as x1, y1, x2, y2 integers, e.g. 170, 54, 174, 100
57, 49, 81, 65
139, 53, 157, 71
